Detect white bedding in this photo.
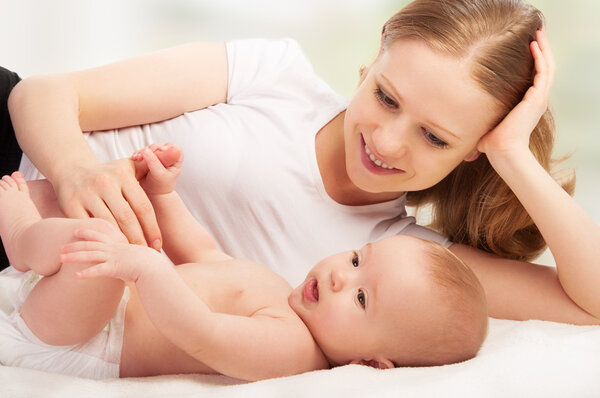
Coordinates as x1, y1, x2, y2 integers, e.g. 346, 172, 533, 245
3, 316, 600, 396
2, 277, 600, 397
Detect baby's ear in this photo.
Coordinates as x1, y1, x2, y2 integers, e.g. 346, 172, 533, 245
350, 358, 394, 369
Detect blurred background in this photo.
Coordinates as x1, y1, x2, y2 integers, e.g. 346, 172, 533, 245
1, 0, 598, 265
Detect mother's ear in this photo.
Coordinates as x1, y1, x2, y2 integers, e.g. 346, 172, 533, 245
350, 358, 394, 369
463, 148, 481, 162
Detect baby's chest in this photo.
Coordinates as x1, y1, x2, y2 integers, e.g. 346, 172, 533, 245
177, 261, 292, 317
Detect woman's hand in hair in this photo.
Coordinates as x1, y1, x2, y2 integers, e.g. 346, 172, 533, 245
477, 29, 555, 163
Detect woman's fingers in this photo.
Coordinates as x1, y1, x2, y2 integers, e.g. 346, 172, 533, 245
83, 196, 119, 226
122, 181, 162, 250
530, 30, 554, 97
536, 29, 556, 85
99, 188, 147, 246
54, 158, 161, 250
523, 31, 553, 113
60, 195, 93, 220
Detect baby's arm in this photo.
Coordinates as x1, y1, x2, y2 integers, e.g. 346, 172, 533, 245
62, 230, 321, 381
134, 144, 223, 264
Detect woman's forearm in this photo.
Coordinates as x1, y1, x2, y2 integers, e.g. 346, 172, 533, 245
8, 74, 164, 247
8, 75, 99, 184
489, 149, 600, 318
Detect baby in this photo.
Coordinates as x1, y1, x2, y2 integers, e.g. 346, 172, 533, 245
0, 143, 488, 381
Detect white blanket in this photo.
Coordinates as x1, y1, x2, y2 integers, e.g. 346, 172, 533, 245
3, 317, 600, 397
2, 276, 600, 397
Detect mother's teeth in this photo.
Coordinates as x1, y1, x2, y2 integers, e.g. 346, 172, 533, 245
365, 144, 394, 169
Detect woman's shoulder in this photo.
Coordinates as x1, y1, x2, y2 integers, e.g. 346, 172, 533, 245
225, 37, 346, 109
226, 37, 307, 69
226, 38, 315, 90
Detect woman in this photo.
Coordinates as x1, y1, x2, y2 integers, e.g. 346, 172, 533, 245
4, 0, 600, 324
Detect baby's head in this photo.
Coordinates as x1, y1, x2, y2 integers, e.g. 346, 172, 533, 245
288, 235, 487, 369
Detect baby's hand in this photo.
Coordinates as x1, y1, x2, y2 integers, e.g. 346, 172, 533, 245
132, 143, 183, 195
60, 228, 168, 283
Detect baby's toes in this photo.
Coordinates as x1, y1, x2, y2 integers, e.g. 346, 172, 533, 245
1, 175, 17, 190
155, 143, 183, 168
11, 172, 29, 193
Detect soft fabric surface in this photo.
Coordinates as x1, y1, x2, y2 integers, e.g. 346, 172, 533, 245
2, 270, 600, 397
2, 318, 600, 397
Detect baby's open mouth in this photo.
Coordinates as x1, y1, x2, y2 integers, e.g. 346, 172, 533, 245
303, 279, 319, 303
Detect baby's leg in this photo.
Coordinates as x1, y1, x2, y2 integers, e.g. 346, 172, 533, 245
0, 172, 49, 273
20, 241, 126, 346
0, 172, 92, 275
0, 173, 127, 345
131, 142, 182, 178
0, 146, 180, 270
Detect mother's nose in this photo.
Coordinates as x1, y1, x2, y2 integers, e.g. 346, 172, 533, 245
372, 122, 411, 159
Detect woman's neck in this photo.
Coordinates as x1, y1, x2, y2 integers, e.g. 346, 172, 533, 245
315, 111, 404, 206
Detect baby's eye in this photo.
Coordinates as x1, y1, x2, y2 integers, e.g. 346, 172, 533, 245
357, 289, 366, 309
352, 252, 359, 267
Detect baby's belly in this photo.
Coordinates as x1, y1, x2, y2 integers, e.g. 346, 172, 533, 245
118, 287, 216, 377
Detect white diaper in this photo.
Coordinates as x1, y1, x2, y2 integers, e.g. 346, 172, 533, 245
0, 266, 129, 379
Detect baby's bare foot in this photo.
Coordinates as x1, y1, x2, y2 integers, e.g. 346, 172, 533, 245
132, 143, 183, 180
0, 172, 42, 271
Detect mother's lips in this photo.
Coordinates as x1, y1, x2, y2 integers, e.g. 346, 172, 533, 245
303, 279, 319, 303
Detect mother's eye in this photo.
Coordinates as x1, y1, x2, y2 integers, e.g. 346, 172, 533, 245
422, 128, 448, 149
373, 87, 397, 109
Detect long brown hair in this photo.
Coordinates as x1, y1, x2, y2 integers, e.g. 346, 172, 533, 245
380, 0, 575, 261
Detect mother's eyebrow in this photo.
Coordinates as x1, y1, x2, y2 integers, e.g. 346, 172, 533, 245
379, 73, 460, 142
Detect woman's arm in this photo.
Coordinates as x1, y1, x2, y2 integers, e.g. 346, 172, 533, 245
7, 42, 228, 249
450, 243, 599, 324
465, 30, 600, 322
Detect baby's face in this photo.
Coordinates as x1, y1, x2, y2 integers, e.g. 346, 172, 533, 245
288, 235, 439, 367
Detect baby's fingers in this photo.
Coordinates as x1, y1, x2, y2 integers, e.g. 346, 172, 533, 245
73, 228, 114, 243
75, 262, 114, 280
60, 239, 104, 254
60, 248, 107, 265
142, 148, 167, 176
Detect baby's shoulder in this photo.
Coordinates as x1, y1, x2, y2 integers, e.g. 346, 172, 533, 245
252, 306, 329, 372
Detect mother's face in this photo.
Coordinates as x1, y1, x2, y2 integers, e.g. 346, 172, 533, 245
343, 38, 502, 194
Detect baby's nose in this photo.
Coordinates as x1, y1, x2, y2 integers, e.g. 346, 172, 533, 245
330, 269, 347, 292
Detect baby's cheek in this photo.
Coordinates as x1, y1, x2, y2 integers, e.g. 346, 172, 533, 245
320, 307, 349, 332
